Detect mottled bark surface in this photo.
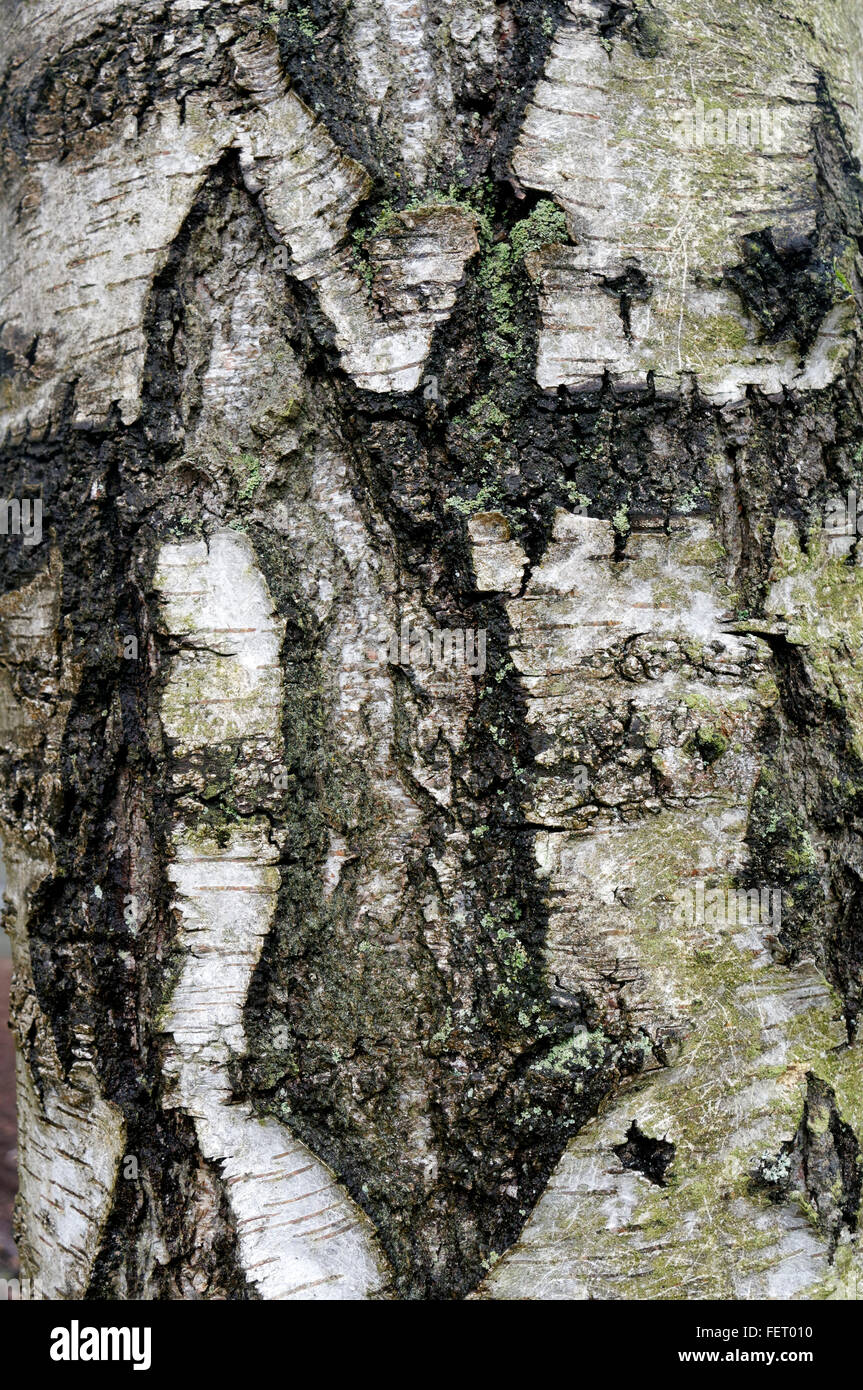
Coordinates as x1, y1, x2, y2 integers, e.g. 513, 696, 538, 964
1, 0, 863, 1300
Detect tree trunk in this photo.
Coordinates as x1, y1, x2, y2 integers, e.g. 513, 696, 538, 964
2, 0, 863, 1301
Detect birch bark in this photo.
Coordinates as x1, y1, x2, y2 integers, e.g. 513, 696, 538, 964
2, 0, 863, 1300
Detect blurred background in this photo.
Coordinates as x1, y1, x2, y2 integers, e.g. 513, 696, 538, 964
0, 851, 17, 1281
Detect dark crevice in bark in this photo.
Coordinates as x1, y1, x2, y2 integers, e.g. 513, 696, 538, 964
273, 0, 572, 199
274, 0, 384, 178
723, 229, 837, 357
490, 0, 571, 187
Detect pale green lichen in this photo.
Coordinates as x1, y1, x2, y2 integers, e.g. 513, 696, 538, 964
534, 1030, 609, 1075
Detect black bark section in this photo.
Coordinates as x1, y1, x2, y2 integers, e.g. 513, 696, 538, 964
753, 1073, 861, 1254
723, 229, 835, 356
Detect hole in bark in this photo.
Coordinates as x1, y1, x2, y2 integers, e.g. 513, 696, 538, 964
614, 1120, 675, 1186
600, 264, 652, 343
722, 228, 835, 356
598, 2, 667, 60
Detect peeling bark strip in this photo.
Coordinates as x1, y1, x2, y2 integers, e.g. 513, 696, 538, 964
3, 0, 863, 1302
155, 531, 390, 1297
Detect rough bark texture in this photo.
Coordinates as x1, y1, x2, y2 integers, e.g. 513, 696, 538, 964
2, 0, 863, 1300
